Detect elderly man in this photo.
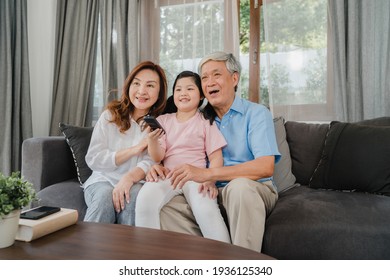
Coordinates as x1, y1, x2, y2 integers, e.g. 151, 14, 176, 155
156, 51, 281, 252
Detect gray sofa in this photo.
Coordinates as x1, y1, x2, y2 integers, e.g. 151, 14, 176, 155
21, 117, 390, 259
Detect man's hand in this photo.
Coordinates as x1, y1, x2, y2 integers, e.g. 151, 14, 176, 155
198, 181, 218, 199
167, 164, 209, 189
146, 164, 170, 182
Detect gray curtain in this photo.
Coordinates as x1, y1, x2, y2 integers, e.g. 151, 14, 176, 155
330, 0, 390, 122
49, 0, 99, 135
100, 0, 139, 102
0, 0, 32, 175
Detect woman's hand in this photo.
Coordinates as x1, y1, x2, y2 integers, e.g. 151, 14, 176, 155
146, 164, 170, 182
115, 137, 148, 166
133, 137, 148, 155
198, 181, 219, 199
112, 167, 146, 213
112, 173, 134, 213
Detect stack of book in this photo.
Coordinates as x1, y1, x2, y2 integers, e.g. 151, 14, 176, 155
16, 208, 78, 242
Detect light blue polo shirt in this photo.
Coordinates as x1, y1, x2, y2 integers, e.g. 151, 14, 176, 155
215, 96, 281, 187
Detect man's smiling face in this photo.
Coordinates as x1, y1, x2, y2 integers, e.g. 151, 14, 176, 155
200, 60, 239, 117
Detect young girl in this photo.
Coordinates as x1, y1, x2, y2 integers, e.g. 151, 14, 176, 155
83, 61, 167, 225
135, 71, 231, 243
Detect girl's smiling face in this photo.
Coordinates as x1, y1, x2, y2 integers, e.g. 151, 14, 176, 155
173, 77, 202, 114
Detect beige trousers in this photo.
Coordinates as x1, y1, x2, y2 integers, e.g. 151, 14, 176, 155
160, 177, 278, 252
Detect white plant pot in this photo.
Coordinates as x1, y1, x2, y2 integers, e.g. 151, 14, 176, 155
0, 209, 21, 248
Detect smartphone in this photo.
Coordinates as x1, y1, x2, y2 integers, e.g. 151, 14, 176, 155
143, 115, 165, 132
20, 206, 61, 220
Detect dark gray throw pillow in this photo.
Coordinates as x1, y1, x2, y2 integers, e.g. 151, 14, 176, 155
285, 121, 329, 185
272, 116, 297, 193
59, 123, 94, 185
309, 121, 390, 196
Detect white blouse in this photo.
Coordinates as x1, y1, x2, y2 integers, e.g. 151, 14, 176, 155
83, 110, 154, 189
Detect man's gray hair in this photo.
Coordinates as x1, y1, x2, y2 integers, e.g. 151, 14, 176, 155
198, 51, 242, 75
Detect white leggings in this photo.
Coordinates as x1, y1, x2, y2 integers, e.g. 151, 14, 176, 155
135, 179, 231, 243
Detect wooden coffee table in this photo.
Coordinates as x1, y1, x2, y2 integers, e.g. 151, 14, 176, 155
0, 222, 273, 260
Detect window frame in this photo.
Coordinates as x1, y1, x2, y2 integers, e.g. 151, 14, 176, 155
153, 0, 334, 121
248, 0, 261, 103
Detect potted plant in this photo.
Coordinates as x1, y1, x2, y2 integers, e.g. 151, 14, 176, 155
0, 171, 36, 248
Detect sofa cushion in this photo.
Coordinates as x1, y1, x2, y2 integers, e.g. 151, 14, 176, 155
33, 178, 87, 221
309, 121, 390, 195
273, 117, 297, 193
59, 123, 93, 185
285, 121, 329, 185
263, 186, 390, 259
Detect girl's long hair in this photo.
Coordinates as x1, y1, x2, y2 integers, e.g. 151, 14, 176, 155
106, 61, 167, 133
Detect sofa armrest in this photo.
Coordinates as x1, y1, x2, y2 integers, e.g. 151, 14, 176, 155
21, 136, 77, 192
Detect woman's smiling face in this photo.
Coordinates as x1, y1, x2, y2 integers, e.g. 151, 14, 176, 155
129, 69, 160, 116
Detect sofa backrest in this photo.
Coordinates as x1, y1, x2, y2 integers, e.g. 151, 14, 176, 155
22, 136, 77, 192
284, 121, 329, 185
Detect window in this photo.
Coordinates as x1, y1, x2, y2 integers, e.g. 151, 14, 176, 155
239, 0, 332, 121
92, 0, 332, 123
157, 0, 226, 94
258, 0, 333, 121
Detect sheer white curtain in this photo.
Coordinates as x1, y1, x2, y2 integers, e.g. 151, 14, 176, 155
142, 0, 240, 92
262, 0, 390, 122
261, 0, 332, 122
93, 0, 240, 123
91, 0, 140, 124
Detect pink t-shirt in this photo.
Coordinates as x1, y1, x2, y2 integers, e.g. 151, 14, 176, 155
157, 111, 227, 170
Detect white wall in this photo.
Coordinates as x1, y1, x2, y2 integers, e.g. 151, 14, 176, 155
27, 0, 57, 137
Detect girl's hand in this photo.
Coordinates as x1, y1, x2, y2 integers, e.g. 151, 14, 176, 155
147, 128, 166, 163
146, 164, 170, 182
147, 128, 164, 142
198, 181, 218, 199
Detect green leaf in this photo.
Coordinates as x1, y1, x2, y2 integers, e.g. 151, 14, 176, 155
0, 172, 36, 217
